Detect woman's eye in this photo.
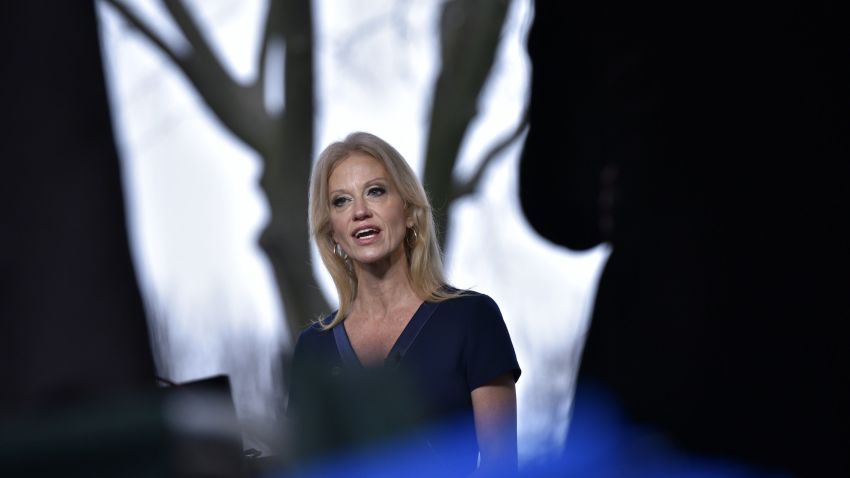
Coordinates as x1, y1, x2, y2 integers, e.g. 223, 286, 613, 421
367, 186, 386, 197
331, 196, 349, 207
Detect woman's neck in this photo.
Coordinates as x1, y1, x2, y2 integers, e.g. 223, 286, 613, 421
352, 255, 419, 319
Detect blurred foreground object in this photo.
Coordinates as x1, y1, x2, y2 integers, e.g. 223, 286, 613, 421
0, 0, 154, 414
0, 3, 241, 476
520, 1, 849, 475
0, 375, 244, 477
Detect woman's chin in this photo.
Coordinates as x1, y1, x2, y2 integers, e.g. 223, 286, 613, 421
350, 249, 406, 269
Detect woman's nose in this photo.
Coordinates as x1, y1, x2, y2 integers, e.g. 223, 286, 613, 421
352, 198, 371, 220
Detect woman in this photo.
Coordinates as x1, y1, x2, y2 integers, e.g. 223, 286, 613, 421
288, 132, 520, 475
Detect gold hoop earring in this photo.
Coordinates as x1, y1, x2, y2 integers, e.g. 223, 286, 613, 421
334, 243, 348, 260
407, 227, 419, 245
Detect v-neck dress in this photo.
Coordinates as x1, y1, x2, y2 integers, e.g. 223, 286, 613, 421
287, 290, 520, 473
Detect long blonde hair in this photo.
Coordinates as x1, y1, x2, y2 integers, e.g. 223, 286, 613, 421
308, 132, 458, 329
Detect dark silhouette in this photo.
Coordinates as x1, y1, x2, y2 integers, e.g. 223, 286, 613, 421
0, 3, 167, 475
0, 1, 154, 419
520, 1, 849, 475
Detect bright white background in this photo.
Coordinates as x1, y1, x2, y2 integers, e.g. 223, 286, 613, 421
97, 0, 609, 464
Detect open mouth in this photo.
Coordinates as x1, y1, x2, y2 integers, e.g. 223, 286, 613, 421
353, 227, 380, 239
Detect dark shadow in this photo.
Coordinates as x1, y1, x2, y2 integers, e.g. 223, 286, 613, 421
0, 4, 241, 476
0, 1, 154, 413
519, 1, 849, 475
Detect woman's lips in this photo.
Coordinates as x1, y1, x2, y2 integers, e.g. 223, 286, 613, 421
352, 227, 381, 245
355, 232, 379, 246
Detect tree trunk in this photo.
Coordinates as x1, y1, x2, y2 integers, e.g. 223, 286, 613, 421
258, 0, 329, 343
259, 161, 329, 343
423, 0, 511, 250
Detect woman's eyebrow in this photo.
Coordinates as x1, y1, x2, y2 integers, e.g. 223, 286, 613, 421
329, 177, 388, 196
328, 176, 389, 196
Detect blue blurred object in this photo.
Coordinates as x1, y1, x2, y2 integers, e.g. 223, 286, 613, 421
274, 418, 481, 478
268, 385, 790, 478
268, 384, 794, 477
522, 383, 793, 478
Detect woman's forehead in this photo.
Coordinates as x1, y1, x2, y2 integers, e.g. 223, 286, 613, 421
328, 153, 390, 189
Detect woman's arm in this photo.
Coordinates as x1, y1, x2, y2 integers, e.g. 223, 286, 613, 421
471, 372, 518, 475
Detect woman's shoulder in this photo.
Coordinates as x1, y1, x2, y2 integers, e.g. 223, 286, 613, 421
435, 288, 503, 321
294, 313, 337, 349
441, 287, 498, 305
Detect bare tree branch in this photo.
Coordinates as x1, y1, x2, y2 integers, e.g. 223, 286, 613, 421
103, 0, 183, 70
255, 1, 274, 90
280, 0, 314, 144
451, 103, 529, 201
161, 0, 228, 78
107, 0, 273, 152
106, 0, 323, 339
255, 0, 285, 111
423, 0, 512, 249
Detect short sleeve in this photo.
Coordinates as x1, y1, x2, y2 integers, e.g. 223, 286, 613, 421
463, 294, 521, 391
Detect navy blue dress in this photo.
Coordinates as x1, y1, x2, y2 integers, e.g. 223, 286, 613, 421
287, 291, 520, 473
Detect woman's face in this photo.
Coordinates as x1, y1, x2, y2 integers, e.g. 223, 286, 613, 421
328, 153, 412, 269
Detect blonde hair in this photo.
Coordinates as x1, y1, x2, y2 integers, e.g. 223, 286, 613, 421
308, 132, 458, 329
